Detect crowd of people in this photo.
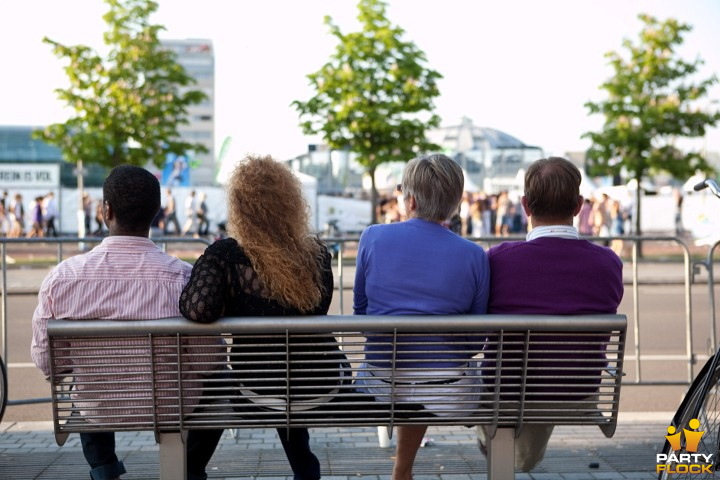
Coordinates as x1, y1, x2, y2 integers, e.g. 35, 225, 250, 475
377, 180, 633, 256
0, 191, 59, 238
152, 188, 211, 238
0, 188, 214, 239
29, 155, 624, 480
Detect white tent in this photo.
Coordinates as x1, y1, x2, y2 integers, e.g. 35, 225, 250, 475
579, 169, 596, 199
626, 178, 657, 193
294, 171, 319, 231
683, 173, 707, 193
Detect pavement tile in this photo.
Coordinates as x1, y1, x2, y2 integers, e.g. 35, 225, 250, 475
591, 473, 634, 479
0, 419, 667, 478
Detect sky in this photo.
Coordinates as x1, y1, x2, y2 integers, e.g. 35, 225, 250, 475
1, 0, 720, 163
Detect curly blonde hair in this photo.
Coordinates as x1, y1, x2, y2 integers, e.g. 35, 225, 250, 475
226, 155, 326, 312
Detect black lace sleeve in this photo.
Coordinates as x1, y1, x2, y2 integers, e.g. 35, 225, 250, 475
179, 243, 228, 323
314, 241, 334, 315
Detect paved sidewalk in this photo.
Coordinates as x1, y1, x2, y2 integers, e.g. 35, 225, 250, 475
0, 413, 668, 479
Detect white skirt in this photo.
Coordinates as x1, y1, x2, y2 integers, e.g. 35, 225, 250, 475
354, 362, 481, 416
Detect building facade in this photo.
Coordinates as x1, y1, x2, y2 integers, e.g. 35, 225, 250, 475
285, 145, 366, 196
161, 39, 215, 186
286, 117, 545, 195
427, 117, 544, 193
0, 126, 107, 187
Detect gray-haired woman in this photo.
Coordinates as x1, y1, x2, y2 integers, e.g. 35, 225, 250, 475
353, 154, 491, 480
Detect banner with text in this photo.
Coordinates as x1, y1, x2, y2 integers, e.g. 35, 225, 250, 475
0, 163, 60, 188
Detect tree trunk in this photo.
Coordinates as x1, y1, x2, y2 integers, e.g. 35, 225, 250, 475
369, 166, 378, 225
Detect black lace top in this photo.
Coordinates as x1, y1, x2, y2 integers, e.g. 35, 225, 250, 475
179, 237, 343, 396
179, 237, 333, 321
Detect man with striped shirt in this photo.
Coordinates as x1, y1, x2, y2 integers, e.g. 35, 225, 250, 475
31, 166, 223, 480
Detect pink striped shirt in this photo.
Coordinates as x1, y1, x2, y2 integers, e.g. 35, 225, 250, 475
31, 236, 223, 422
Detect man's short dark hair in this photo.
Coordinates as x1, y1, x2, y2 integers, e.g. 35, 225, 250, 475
103, 165, 160, 230
524, 157, 581, 221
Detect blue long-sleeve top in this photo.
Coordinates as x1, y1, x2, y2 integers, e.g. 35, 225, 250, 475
353, 218, 490, 369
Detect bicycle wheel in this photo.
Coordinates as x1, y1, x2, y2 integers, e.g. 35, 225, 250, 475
0, 356, 6, 423
658, 354, 720, 479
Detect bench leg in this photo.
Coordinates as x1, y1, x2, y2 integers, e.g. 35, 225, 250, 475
159, 432, 187, 480
487, 427, 515, 480
54, 431, 70, 446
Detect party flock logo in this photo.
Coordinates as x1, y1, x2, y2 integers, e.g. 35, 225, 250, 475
656, 418, 714, 475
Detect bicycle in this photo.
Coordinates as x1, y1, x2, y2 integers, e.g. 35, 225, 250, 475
658, 178, 720, 479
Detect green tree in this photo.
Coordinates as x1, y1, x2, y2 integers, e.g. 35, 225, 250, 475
584, 14, 720, 236
34, 0, 207, 169
293, 0, 442, 224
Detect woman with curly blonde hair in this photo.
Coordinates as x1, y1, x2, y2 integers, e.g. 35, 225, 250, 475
224, 155, 326, 311
180, 154, 340, 480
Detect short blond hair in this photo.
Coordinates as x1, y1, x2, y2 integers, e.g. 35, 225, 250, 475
401, 154, 464, 222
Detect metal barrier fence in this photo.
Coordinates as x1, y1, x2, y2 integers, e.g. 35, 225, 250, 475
699, 238, 720, 351
1, 233, 717, 410
0, 236, 211, 407
325, 234, 710, 387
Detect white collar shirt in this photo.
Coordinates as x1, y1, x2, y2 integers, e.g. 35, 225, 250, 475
526, 225, 580, 241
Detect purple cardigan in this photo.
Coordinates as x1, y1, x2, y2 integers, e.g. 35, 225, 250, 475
484, 237, 623, 400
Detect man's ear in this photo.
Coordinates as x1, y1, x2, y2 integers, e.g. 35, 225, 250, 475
102, 200, 112, 223
573, 195, 584, 216
520, 196, 531, 217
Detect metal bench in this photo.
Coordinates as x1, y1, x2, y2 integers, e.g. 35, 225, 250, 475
47, 314, 626, 479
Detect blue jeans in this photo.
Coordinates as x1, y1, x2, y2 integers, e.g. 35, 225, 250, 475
79, 431, 125, 480
276, 428, 320, 480
80, 428, 223, 480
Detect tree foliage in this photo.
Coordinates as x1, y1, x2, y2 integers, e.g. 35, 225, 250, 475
35, 0, 207, 169
584, 14, 720, 234
293, 0, 442, 222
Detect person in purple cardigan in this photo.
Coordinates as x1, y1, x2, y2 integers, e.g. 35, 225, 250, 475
477, 156, 624, 471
